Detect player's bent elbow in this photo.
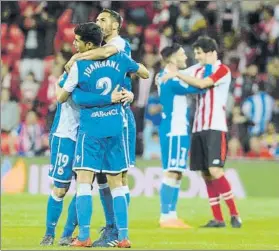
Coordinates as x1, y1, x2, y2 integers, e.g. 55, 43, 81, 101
102, 47, 116, 58
142, 72, 149, 79
139, 70, 150, 79
57, 95, 66, 103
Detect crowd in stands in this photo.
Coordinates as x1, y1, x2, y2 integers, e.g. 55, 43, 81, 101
1, 0, 279, 159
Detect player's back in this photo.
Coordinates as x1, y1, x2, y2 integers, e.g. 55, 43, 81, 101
76, 51, 138, 138
50, 73, 79, 141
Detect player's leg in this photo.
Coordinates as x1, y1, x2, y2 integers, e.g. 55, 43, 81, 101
159, 135, 191, 228
122, 171, 130, 205
96, 172, 115, 228
159, 133, 173, 223
168, 172, 182, 219
70, 133, 101, 247
206, 130, 241, 228
168, 135, 190, 220
40, 183, 70, 245
160, 171, 180, 222
41, 136, 75, 245
122, 107, 136, 206
191, 131, 226, 227
92, 126, 131, 248
201, 170, 226, 227
106, 173, 130, 248
189, 132, 225, 228
105, 135, 131, 248
92, 171, 117, 247
70, 170, 94, 247
59, 172, 78, 246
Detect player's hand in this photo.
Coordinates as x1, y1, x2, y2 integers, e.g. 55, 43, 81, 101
161, 71, 177, 82
121, 89, 134, 106
111, 85, 123, 103
64, 54, 79, 73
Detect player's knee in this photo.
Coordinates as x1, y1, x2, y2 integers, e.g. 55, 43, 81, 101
122, 171, 128, 186
177, 172, 183, 180
208, 167, 224, 179
96, 172, 107, 184
106, 173, 123, 189
53, 186, 69, 198
165, 171, 181, 180
201, 171, 212, 181
76, 170, 95, 184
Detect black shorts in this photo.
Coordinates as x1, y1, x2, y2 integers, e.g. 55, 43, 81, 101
190, 130, 228, 171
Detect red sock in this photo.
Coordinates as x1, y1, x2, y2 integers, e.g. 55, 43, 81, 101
205, 180, 224, 222
212, 175, 239, 216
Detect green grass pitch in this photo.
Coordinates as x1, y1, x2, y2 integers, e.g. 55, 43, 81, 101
2, 194, 279, 250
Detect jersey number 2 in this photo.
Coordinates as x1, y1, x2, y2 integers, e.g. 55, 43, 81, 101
96, 77, 112, 95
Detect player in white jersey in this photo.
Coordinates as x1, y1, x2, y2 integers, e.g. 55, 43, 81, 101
40, 72, 79, 246
40, 71, 124, 247
162, 36, 242, 228
64, 9, 141, 247
157, 44, 206, 229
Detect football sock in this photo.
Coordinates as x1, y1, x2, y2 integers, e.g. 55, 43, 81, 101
61, 194, 77, 238
212, 175, 239, 216
122, 185, 130, 206
169, 180, 181, 218
205, 180, 224, 222
160, 177, 176, 219
45, 191, 63, 237
111, 187, 128, 241
76, 183, 92, 241
98, 183, 115, 227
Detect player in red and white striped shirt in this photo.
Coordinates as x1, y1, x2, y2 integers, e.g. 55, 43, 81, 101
162, 36, 242, 228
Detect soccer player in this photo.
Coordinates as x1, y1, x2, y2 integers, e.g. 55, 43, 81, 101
157, 43, 206, 228
65, 9, 139, 246
39, 71, 79, 246
40, 70, 124, 246
56, 22, 149, 248
162, 36, 242, 228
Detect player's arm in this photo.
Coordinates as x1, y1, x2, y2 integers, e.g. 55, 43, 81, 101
75, 45, 118, 60
65, 45, 119, 72
170, 79, 206, 95
72, 85, 123, 106
56, 63, 79, 103
136, 63, 149, 79
175, 72, 214, 89
176, 64, 230, 89
125, 56, 149, 79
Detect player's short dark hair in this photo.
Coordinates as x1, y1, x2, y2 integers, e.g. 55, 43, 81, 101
100, 9, 123, 32
74, 22, 103, 46
192, 36, 218, 53
160, 43, 182, 60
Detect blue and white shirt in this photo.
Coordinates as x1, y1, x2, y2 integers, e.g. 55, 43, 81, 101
63, 52, 139, 138
50, 72, 80, 141
157, 69, 205, 136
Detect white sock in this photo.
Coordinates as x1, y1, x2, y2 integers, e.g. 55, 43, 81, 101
169, 211, 178, 219
160, 213, 171, 222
